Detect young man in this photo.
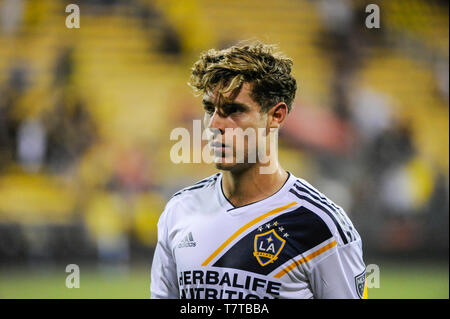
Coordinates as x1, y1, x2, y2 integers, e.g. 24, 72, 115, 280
151, 42, 366, 299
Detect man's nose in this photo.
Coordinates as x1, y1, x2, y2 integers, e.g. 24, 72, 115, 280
207, 110, 226, 136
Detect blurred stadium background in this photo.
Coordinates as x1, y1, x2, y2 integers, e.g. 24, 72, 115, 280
0, 0, 448, 299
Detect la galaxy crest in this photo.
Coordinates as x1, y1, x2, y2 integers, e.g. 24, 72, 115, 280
253, 229, 286, 266
355, 270, 366, 298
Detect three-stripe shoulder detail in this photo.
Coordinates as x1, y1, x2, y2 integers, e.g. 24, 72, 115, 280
172, 173, 220, 198
289, 179, 358, 245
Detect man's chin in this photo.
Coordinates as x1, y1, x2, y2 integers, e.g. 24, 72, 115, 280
214, 160, 253, 173
214, 162, 235, 171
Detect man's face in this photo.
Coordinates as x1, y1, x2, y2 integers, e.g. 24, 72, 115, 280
202, 82, 268, 172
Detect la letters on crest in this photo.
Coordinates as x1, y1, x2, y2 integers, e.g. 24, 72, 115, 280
253, 229, 286, 266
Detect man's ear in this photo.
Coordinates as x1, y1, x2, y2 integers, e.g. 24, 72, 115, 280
267, 102, 288, 130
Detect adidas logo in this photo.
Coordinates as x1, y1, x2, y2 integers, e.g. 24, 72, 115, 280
178, 232, 197, 248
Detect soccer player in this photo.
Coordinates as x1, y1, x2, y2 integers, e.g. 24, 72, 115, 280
150, 42, 367, 299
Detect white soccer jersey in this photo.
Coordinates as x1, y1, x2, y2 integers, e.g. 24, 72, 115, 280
150, 172, 367, 299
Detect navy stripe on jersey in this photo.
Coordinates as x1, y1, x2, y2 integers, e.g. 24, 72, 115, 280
295, 180, 357, 242
212, 206, 333, 276
172, 175, 219, 197
194, 173, 220, 185
293, 182, 356, 242
289, 188, 349, 245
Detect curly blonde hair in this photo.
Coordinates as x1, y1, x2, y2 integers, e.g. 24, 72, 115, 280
189, 41, 297, 113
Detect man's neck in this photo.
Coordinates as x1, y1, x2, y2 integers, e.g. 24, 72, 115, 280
221, 163, 289, 208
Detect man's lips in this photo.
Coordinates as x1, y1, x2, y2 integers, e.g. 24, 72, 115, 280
209, 141, 229, 148
209, 142, 231, 159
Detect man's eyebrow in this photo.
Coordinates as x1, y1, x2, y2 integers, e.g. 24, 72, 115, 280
222, 101, 249, 110
202, 99, 249, 111
202, 99, 214, 106
202, 99, 246, 105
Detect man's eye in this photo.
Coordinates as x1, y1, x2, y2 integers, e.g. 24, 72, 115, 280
221, 105, 233, 115
227, 106, 243, 114
227, 106, 237, 114
204, 106, 215, 115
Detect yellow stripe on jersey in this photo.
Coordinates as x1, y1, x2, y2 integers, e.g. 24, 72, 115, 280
363, 280, 368, 299
274, 240, 337, 278
201, 201, 298, 267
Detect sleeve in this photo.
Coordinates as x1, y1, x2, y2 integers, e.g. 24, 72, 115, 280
150, 206, 179, 299
308, 239, 367, 299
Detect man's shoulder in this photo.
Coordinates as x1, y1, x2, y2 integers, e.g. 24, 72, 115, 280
171, 173, 220, 197
287, 176, 346, 215
164, 173, 220, 208
287, 176, 360, 246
